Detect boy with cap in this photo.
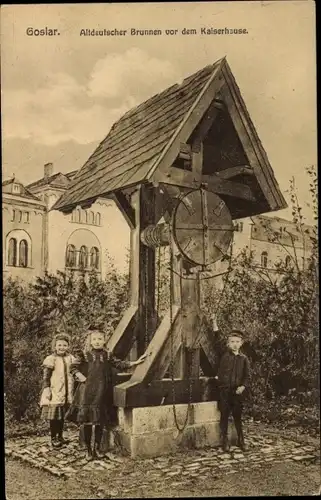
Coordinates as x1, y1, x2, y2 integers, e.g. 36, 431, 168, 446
212, 315, 250, 452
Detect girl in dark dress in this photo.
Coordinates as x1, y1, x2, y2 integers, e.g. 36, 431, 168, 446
66, 327, 146, 460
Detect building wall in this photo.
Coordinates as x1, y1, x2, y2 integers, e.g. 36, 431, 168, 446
3, 198, 45, 280
47, 198, 130, 278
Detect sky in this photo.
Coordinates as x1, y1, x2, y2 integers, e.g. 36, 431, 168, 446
1, 1, 317, 224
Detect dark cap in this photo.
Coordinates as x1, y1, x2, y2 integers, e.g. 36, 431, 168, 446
227, 329, 244, 340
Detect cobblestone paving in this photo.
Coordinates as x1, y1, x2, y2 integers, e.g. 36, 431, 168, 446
5, 429, 320, 493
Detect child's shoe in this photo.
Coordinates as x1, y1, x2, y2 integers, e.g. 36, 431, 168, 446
58, 436, 70, 446
236, 435, 248, 452
51, 437, 62, 449
92, 443, 105, 460
85, 447, 93, 461
222, 437, 230, 452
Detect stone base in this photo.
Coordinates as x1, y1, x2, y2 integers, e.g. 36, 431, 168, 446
115, 402, 236, 458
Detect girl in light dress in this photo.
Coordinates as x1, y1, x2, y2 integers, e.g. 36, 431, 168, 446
40, 333, 76, 448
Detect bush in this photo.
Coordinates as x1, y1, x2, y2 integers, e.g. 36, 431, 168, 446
201, 166, 319, 431
4, 257, 129, 424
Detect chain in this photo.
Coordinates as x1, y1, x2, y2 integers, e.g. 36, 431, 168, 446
144, 250, 149, 351
169, 229, 194, 434
156, 246, 162, 323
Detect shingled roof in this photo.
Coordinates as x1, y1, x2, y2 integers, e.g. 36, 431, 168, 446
27, 170, 78, 190
54, 57, 286, 215
54, 60, 222, 211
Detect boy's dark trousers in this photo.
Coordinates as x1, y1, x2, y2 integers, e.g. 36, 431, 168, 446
219, 387, 244, 447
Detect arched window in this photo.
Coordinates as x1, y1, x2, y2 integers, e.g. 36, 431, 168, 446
285, 255, 291, 268
90, 247, 100, 269
11, 210, 16, 222
79, 245, 88, 269
89, 211, 95, 225
95, 212, 101, 226
17, 210, 22, 223
261, 251, 268, 268
24, 212, 30, 223
65, 244, 76, 268
84, 211, 88, 224
19, 240, 28, 267
8, 238, 17, 266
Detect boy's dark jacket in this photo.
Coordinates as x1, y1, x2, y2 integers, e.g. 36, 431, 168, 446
217, 350, 250, 389
214, 329, 250, 390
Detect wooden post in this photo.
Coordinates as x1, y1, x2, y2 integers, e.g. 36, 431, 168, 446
136, 184, 156, 356
181, 264, 201, 379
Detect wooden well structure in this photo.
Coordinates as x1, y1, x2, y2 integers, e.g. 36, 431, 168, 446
55, 57, 286, 445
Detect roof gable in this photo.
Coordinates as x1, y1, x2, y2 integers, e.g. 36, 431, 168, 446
27, 171, 77, 191
2, 178, 41, 201
54, 57, 286, 218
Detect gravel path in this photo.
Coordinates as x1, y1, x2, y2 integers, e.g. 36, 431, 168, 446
5, 423, 321, 498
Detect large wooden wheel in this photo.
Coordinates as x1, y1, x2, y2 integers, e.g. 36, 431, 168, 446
172, 188, 234, 267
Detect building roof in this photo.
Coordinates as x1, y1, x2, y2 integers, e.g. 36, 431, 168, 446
53, 57, 286, 216
2, 178, 42, 201
27, 170, 78, 190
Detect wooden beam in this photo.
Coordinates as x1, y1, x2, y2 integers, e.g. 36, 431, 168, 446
192, 100, 220, 146
137, 185, 156, 355
128, 189, 141, 306
154, 167, 256, 202
112, 192, 136, 229
178, 143, 192, 160
214, 165, 254, 180
120, 306, 180, 385
106, 306, 138, 359
113, 377, 219, 407
192, 143, 203, 176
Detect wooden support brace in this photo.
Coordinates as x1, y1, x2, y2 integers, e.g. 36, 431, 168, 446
106, 306, 138, 358
114, 305, 180, 388
113, 192, 136, 229
154, 166, 256, 202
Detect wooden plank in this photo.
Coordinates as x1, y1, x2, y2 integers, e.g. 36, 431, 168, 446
137, 184, 156, 356
129, 189, 141, 306
123, 306, 180, 384
106, 305, 138, 358
192, 143, 203, 176
113, 377, 219, 407
154, 166, 256, 202
214, 165, 254, 179
192, 100, 220, 145
113, 192, 136, 229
